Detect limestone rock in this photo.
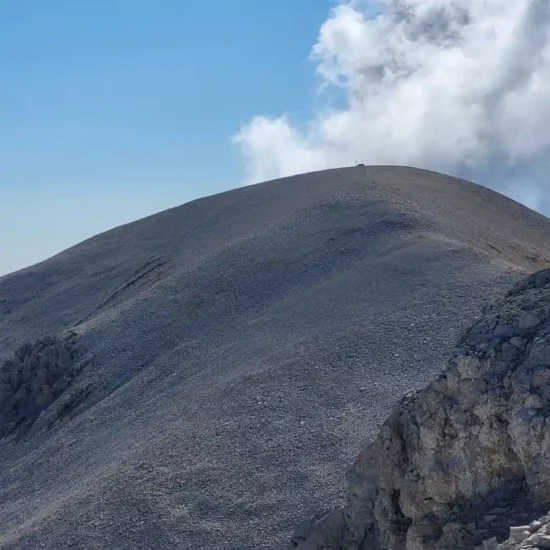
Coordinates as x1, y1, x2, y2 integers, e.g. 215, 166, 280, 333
291, 269, 550, 550
491, 512, 550, 549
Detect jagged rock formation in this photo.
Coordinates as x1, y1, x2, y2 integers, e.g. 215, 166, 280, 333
481, 512, 550, 549
0, 333, 79, 438
292, 269, 550, 550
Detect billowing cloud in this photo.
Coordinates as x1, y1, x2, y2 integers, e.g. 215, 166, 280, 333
233, 0, 550, 213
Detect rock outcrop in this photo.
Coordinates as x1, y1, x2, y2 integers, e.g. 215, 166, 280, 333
480, 512, 550, 549
292, 269, 550, 550
0, 333, 79, 438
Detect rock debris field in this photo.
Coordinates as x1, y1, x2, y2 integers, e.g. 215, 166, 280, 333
1, 166, 550, 549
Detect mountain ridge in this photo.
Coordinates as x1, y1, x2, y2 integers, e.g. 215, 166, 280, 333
1, 166, 550, 549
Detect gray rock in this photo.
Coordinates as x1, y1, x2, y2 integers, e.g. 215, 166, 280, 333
519, 313, 540, 330
481, 537, 499, 550
289, 509, 345, 550
291, 269, 550, 550
508, 527, 532, 543
530, 521, 544, 533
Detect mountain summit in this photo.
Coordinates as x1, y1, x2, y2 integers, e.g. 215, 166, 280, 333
1, 166, 550, 549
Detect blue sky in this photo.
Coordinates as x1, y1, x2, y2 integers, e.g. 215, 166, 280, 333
1, 1, 333, 274
3, 1, 550, 275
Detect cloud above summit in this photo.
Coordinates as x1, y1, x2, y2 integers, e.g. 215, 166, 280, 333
234, 0, 550, 213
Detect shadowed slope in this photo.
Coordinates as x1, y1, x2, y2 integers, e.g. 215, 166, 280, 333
1, 166, 550, 549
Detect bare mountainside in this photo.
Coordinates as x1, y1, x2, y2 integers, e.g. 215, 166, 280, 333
1, 166, 550, 550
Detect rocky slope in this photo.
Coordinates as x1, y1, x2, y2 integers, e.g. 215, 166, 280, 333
292, 268, 550, 550
2, 167, 550, 549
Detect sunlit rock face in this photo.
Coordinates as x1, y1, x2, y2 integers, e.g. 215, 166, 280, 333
292, 269, 550, 550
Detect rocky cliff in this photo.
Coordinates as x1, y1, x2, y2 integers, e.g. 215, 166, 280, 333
291, 268, 550, 550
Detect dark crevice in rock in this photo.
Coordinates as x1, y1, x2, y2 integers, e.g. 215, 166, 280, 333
74, 255, 167, 327
51, 383, 95, 425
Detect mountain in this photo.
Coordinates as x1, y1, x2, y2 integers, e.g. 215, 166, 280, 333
1, 166, 550, 550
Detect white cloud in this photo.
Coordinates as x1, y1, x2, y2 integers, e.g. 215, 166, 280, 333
233, 116, 331, 184
233, 0, 550, 213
